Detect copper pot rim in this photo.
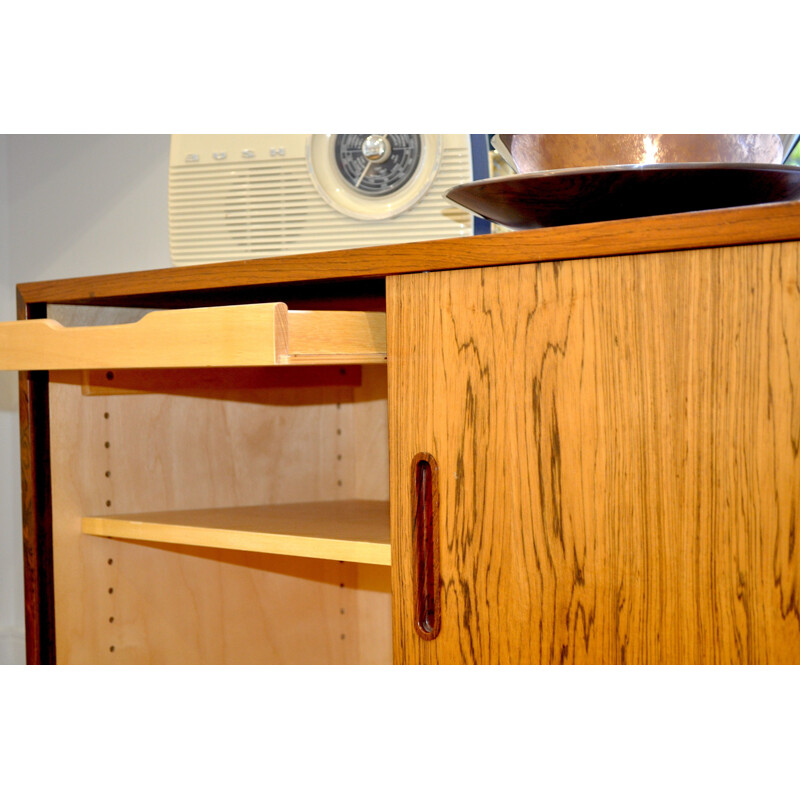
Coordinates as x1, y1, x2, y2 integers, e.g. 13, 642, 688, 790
496, 134, 787, 174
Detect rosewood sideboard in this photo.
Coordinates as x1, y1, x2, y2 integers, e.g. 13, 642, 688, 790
6, 201, 800, 664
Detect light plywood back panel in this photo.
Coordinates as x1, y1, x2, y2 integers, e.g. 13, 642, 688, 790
49, 366, 390, 664
351, 364, 390, 501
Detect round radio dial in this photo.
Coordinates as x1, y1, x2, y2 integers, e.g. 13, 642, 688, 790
307, 134, 441, 220
334, 134, 422, 197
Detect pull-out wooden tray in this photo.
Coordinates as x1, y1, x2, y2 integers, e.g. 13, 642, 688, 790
0, 303, 387, 370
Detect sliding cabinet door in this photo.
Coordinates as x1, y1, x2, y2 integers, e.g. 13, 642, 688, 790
387, 247, 800, 664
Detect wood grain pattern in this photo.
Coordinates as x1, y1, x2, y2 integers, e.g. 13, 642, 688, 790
16, 201, 800, 307
387, 243, 800, 664
82, 500, 391, 565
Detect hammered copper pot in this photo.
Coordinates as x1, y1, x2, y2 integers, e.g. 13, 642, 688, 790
500, 134, 785, 173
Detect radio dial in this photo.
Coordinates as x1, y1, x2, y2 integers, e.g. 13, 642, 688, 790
334, 134, 422, 197
307, 133, 441, 219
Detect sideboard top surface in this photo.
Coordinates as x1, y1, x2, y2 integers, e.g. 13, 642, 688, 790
17, 200, 800, 308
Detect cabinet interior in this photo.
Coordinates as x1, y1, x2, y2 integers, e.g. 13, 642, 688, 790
46, 302, 392, 664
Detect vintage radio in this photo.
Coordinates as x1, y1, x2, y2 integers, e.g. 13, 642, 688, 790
168, 134, 491, 266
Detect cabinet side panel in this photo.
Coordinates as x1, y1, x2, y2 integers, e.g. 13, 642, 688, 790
387, 244, 800, 664
18, 369, 55, 664
17, 298, 55, 664
50, 374, 390, 664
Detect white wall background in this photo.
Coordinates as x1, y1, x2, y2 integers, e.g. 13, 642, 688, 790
0, 135, 23, 664
0, 135, 171, 663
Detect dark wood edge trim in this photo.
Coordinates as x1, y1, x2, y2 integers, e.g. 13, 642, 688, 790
17, 292, 56, 665
16, 201, 800, 306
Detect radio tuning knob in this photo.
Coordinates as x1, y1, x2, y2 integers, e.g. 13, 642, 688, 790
362, 135, 391, 164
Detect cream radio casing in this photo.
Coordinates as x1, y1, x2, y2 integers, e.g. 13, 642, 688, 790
168, 134, 490, 267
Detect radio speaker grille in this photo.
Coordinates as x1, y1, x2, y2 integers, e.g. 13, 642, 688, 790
168, 141, 474, 266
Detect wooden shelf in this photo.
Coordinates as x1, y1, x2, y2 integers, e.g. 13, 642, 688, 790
82, 500, 391, 566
